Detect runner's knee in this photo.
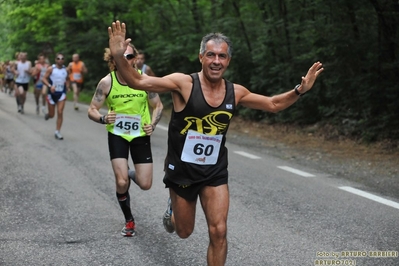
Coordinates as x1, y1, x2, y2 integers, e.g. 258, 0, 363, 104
115, 175, 129, 191
135, 173, 152, 190
175, 226, 194, 239
174, 211, 195, 239
208, 222, 227, 242
137, 180, 152, 190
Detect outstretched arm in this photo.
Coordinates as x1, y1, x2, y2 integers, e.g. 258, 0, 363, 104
238, 62, 324, 112
108, 21, 180, 93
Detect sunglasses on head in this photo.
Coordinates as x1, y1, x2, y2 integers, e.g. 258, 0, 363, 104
124, 54, 135, 60
56, 57, 64, 60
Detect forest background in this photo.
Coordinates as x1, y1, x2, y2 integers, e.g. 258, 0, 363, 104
1, 0, 398, 143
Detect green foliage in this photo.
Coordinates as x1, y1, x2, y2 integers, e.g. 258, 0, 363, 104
1, 0, 398, 141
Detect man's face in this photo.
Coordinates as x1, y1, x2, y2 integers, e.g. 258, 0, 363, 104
38, 56, 45, 64
72, 54, 79, 62
20, 53, 27, 62
199, 40, 231, 82
55, 55, 65, 66
135, 54, 145, 68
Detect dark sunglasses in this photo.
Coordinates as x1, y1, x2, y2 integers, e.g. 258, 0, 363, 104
124, 54, 135, 60
56, 57, 64, 60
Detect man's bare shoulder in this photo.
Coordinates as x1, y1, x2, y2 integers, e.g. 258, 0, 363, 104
95, 73, 112, 95
233, 83, 251, 101
99, 73, 111, 86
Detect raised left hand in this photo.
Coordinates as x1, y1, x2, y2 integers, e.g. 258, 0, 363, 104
300, 62, 324, 93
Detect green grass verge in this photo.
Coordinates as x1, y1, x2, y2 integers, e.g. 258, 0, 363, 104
66, 90, 94, 105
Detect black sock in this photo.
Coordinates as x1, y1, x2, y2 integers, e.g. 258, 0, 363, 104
116, 190, 134, 222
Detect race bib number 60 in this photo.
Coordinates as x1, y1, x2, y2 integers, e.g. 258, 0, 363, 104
181, 130, 223, 165
113, 114, 141, 137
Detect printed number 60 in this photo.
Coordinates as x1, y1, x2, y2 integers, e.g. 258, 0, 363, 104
193, 143, 214, 156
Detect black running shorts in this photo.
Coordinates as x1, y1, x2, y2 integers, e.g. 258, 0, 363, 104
16, 83, 29, 91
163, 175, 228, 202
108, 132, 153, 164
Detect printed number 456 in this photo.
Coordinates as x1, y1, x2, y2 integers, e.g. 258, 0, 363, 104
115, 121, 139, 131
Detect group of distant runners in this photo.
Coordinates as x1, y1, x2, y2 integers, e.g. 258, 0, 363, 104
0, 52, 88, 139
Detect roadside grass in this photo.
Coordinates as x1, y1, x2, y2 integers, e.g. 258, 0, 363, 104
66, 90, 94, 105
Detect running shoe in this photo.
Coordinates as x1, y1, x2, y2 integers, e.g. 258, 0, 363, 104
121, 220, 136, 237
44, 114, 49, 121
20, 106, 24, 114
18, 105, 22, 113
74, 105, 79, 111
36, 106, 39, 115
163, 198, 175, 233
41, 106, 46, 115
54, 132, 64, 140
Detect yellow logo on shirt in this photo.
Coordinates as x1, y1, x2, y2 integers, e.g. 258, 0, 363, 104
180, 111, 233, 135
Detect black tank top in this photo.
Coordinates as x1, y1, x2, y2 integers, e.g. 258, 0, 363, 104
164, 73, 236, 185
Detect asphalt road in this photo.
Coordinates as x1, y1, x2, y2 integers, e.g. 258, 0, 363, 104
1, 91, 398, 266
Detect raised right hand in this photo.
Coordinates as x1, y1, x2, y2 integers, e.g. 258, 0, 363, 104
108, 21, 131, 58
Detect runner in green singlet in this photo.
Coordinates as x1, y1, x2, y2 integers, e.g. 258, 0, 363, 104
88, 43, 163, 237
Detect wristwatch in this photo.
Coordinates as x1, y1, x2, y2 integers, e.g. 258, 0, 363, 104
99, 115, 106, 124
294, 84, 304, 96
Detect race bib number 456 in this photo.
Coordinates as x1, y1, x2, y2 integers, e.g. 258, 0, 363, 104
181, 130, 223, 165
113, 114, 141, 137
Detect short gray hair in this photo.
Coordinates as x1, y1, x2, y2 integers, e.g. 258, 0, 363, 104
199, 33, 232, 58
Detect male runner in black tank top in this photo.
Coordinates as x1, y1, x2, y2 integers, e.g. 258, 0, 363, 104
109, 21, 324, 266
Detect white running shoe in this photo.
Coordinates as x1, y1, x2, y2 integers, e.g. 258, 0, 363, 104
54, 132, 64, 140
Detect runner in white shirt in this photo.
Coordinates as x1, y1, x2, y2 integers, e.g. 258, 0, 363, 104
14, 52, 32, 114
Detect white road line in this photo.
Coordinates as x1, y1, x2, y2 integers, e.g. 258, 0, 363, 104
339, 186, 399, 210
277, 166, 315, 177
234, 151, 261, 159
156, 125, 168, 131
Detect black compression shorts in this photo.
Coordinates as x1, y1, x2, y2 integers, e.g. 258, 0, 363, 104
163, 175, 228, 202
16, 83, 29, 91
108, 132, 153, 164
